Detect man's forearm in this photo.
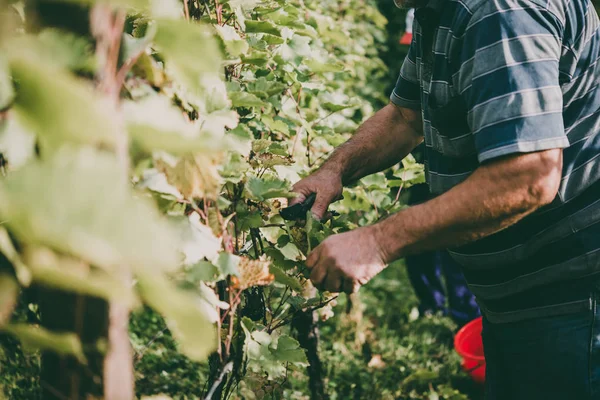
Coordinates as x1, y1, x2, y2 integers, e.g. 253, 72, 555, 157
374, 149, 563, 261
320, 103, 423, 185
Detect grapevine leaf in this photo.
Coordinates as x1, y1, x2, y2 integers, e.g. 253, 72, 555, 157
153, 19, 222, 91
245, 176, 294, 201
229, 91, 265, 108
304, 59, 345, 73
215, 253, 240, 277
245, 20, 282, 37
241, 50, 270, 67
215, 24, 249, 57
261, 116, 290, 135
187, 261, 220, 283
0, 148, 180, 273
8, 55, 118, 153
270, 335, 308, 365
269, 265, 303, 292
137, 169, 183, 199
23, 247, 138, 306
156, 154, 222, 200
2, 324, 87, 364
137, 273, 217, 362
177, 214, 222, 265
247, 77, 287, 97
219, 152, 250, 182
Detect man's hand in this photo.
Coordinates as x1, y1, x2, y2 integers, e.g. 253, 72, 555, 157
290, 168, 343, 220
306, 225, 388, 293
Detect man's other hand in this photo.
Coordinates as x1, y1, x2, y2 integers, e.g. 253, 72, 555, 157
290, 168, 343, 220
306, 225, 388, 294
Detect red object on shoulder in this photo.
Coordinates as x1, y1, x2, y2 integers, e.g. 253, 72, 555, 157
399, 32, 413, 46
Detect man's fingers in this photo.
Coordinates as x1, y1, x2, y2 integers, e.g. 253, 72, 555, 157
305, 246, 321, 269
288, 191, 307, 206
310, 193, 333, 221
342, 278, 361, 294
310, 265, 327, 288
324, 270, 343, 293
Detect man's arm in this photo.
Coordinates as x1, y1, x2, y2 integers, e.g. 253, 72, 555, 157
305, 148, 563, 293
374, 149, 563, 261
291, 103, 423, 219
326, 103, 423, 185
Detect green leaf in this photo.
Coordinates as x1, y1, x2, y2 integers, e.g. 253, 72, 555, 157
304, 59, 345, 73
245, 176, 293, 201
219, 152, 250, 182
24, 247, 138, 306
241, 51, 270, 67
270, 265, 303, 292
239, 210, 263, 230
261, 116, 290, 135
153, 19, 222, 91
177, 214, 222, 265
2, 324, 87, 364
215, 24, 249, 57
245, 20, 282, 37
247, 77, 287, 98
215, 252, 240, 277
270, 335, 308, 365
229, 91, 265, 108
0, 148, 180, 274
8, 55, 117, 153
36, 29, 96, 73
125, 97, 241, 156
187, 260, 220, 283
137, 273, 217, 362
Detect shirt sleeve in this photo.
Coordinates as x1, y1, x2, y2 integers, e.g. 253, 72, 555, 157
390, 39, 421, 109
458, 1, 570, 163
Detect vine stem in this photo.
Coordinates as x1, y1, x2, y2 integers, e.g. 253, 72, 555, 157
204, 361, 233, 400
90, 6, 134, 399
183, 0, 190, 20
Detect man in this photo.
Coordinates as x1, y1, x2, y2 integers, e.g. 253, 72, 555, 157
291, 0, 600, 398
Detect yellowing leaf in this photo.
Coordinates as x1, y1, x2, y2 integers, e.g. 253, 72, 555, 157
156, 153, 223, 200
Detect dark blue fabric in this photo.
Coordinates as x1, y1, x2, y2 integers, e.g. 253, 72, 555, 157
405, 250, 480, 327
482, 289, 600, 399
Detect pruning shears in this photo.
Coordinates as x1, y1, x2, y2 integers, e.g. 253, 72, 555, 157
279, 193, 341, 221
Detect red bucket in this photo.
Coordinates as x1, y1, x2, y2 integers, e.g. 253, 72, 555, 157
454, 316, 486, 384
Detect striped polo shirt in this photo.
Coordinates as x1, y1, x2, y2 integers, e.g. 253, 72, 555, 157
391, 0, 600, 323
